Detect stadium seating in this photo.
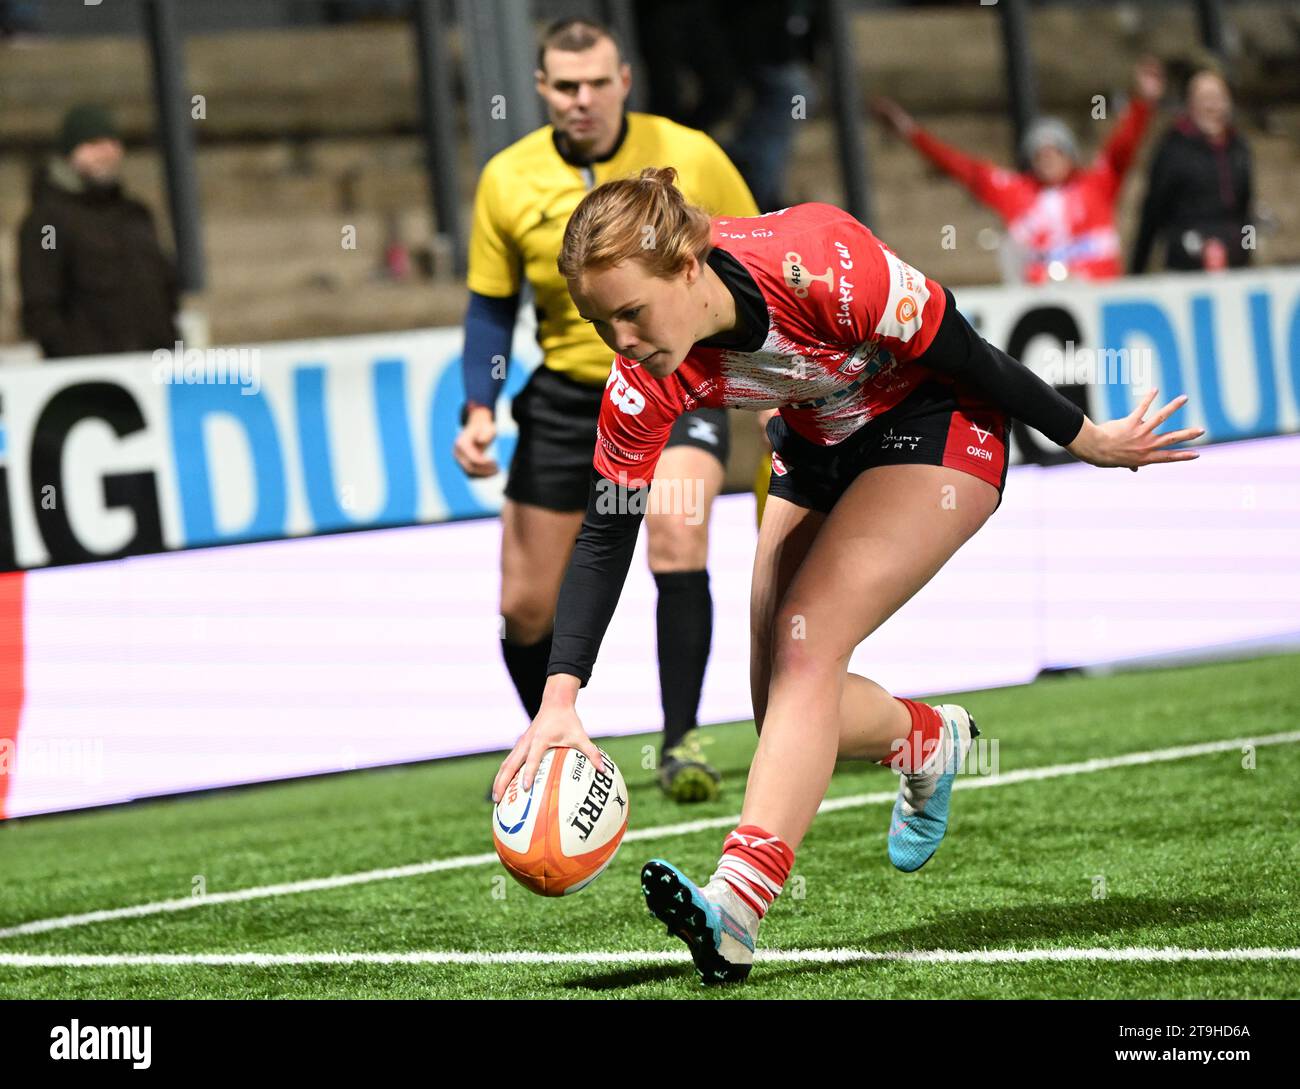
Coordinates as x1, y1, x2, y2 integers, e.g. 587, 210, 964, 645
1, 5, 1295, 352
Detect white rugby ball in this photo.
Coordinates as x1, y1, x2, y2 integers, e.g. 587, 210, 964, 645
492, 746, 629, 896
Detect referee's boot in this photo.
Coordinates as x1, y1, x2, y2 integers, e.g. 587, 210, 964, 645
658, 728, 722, 803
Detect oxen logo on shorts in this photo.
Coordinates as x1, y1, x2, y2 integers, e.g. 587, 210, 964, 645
606, 361, 645, 416
770, 452, 789, 476
782, 251, 835, 299
966, 420, 995, 460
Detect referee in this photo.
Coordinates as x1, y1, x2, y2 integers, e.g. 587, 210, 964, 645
453, 18, 758, 802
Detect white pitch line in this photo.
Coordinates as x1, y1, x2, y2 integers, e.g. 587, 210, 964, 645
1, 947, 1297, 969
1, 729, 1296, 943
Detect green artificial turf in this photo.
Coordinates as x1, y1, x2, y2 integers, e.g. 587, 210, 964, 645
1, 653, 1297, 999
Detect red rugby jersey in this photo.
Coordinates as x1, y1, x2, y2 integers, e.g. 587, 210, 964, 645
593, 202, 950, 486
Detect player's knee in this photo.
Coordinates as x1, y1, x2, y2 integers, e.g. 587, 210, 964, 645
645, 516, 708, 572
498, 594, 555, 645
769, 608, 837, 684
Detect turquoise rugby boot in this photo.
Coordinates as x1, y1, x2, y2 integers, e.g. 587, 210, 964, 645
641, 859, 758, 985
887, 704, 980, 873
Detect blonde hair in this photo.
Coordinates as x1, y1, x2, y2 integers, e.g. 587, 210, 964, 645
557, 166, 713, 282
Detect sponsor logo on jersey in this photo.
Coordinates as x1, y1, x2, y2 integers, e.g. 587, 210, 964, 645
838, 340, 880, 377
691, 376, 719, 401
606, 360, 645, 415
782, 250, 835, 299
874, 248, 931, 342
833, 240, 857, 328
596, 425, 646, 462
836, 277, 856, 327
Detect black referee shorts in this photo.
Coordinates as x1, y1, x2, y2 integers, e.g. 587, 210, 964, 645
505, 365, 730, 512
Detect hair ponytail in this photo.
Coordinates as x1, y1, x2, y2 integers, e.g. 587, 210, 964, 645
557, 166, 713, 281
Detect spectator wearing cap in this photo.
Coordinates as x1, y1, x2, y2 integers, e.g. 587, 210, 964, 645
18, 104, 179, 359
1130, 69, 1254, 274
873, 58, 1166, 284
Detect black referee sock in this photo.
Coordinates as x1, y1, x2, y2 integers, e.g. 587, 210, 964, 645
500, 630, 553, 720
654, 570, 713, 753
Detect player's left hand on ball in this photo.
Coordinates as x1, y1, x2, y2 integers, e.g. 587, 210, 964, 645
1067, 389, 1205, 470
492, 704, 602, 804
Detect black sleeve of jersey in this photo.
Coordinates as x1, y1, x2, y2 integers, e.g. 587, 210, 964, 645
916, 287, 1086, 448
546, 470, 647, 686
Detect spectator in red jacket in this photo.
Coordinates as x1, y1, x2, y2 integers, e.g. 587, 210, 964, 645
873, 58, 1166, 284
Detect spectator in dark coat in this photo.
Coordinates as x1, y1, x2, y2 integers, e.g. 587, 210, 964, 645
18, 104, 179, 359
1131, 69, 1254, 273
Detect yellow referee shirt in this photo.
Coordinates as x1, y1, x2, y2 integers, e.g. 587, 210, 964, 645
467, 112, 759, 387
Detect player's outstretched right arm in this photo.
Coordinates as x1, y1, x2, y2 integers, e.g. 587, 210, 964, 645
491, 468, 646, 800
491, 350, 681, 800
492, 359, 679, 801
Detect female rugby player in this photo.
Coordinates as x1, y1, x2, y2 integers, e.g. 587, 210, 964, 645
492, 168, 1202, 984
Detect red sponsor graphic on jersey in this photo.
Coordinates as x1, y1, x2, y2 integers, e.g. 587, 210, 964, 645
781, 251, 835, 298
